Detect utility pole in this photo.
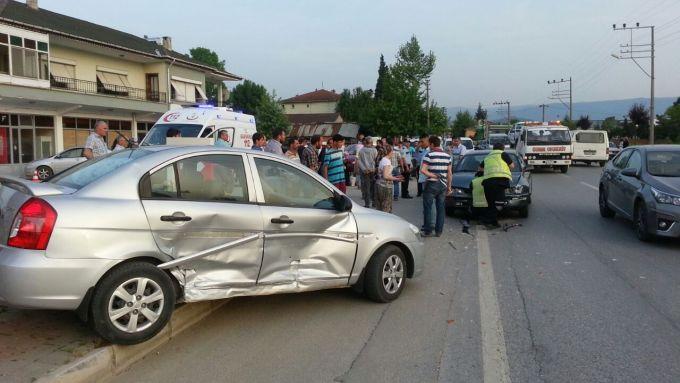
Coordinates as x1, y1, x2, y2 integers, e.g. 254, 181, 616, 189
538, 104, 549, 122
547, 77, 572, 120
493, 100, 510, 124
612, 22, 655, 144
425, 79, 431, 131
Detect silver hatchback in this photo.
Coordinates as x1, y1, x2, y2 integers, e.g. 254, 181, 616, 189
0, 146, 423, 344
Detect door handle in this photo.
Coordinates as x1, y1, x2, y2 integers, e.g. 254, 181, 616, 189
271, 216, 294, 224
161, 215, 192, 222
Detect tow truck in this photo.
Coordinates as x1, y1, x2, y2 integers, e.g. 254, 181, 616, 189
515, 122, 572, 173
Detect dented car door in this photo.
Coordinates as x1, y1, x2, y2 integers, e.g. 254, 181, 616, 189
140, 153, 264, 301
249, 156, 358, 290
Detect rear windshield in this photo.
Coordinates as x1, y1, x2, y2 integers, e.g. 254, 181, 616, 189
141, 124, 203, 145
461, 140, 473, 150
50, 149, 152, 190
647, 151, 680, 177
576, 132, 605, 144
526, 129, 571, 146
489, 135, 510, 145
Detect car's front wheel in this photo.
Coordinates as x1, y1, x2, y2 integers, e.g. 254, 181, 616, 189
634, 203, 653, 242
560, 165, 569, 173
36, 165, 53, 180
91, 262, 176, 345
599, 188, 615, 218
364, 245, 407, 303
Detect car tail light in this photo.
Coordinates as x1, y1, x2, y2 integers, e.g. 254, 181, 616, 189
606, 148, 610, 155
7, 198, 57, 250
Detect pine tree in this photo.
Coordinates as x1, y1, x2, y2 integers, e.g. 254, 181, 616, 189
375, 54, 389, 101
474, 103, 487, 121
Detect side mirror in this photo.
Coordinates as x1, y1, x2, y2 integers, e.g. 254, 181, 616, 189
333, 191, 353, 212
621, 167, 639, 178
54, 155, 62, 159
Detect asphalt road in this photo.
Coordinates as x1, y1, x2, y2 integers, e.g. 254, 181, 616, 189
113, 165, 680, 383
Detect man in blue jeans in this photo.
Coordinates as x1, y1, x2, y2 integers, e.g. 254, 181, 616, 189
420, 136, 453, 237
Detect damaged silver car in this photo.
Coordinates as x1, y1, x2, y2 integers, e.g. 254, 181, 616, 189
0, 147, 423, 344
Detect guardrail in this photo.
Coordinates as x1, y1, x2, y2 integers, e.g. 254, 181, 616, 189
50, 76, 166, 103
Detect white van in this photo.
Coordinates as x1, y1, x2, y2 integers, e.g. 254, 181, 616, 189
141, 106, 257, 148
570, 130, 609, 167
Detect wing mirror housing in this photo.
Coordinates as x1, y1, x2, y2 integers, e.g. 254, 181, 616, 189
333, 191, 353, 212
621, 167, 639, 178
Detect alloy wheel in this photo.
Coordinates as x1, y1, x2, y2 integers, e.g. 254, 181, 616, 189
108, 277, 165, 333
382, 254, 404, 294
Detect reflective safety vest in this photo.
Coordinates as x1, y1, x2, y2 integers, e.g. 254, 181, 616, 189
483, 150, 512, 180
472, 176, 489, 208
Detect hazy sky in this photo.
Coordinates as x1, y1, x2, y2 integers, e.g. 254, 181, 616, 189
40, 0, 680, 108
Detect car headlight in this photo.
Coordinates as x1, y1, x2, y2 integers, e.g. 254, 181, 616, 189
453, 187, 466, 196
408, 223, 420, 236
513, 185, 527, 194
651, 187, 680, 206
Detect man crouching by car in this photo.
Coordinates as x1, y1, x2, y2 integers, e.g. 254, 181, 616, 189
478, 142, 514, 228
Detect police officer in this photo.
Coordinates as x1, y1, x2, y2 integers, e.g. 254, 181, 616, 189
479, 142, 514, 228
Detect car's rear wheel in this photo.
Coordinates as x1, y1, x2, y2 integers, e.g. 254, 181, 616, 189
560, 165, 569, 173
634, 203, 653, 242
599, 161, 606, 167
36, 166, 53, 180
364, 245, 407, 303
91, 262, 175, 345
518, 206, 529, 218
599, 187, 615, 218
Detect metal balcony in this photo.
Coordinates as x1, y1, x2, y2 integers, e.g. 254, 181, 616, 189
50, 76, 166, 103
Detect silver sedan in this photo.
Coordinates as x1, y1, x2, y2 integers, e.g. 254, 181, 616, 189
23, 147, 86, 180
0, 146, 423, 344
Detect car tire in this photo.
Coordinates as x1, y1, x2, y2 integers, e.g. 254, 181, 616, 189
599, 161, 606, 167
634, 203, 653, 242
599, 188, 615, 218
364, 245, 407, 303
518, 206, 529, 218
91, 261, 176, 345
560, 165, 569, 173
36, 165, 53, 180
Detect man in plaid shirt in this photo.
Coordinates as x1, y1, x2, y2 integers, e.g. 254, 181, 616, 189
301, 135, 321, 172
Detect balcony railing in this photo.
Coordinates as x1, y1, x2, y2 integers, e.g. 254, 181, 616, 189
50, 76, 166, 103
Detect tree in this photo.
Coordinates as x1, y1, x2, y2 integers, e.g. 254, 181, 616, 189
189, 47, 226, 102
228, 80, 288, 136
561, 114, 576, 129
628, 103, 650, 138
336, 87, 375, 132
474, 103, 487, 121
656, 102, 680, 142
254, 91, 290, 137
452, 110, 476, 137
576, 115, 592, 130
391, 35, 436, 88
228, 80, 267, 115
374, 55, 389, 101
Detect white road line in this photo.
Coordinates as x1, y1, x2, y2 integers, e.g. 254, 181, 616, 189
580, 181, 599, 191
477, 229, 512, 383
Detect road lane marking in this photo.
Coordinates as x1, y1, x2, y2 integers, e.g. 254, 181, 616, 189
477, 229, 512, 383
580, 181, 599, 191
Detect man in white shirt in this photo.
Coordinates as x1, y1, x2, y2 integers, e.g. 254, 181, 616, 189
448, 138, 468, 156
84, 121, 110, 159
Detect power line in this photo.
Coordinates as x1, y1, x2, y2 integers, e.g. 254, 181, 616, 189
547, 78, 572, 120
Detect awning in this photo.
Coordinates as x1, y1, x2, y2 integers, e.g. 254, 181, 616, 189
50, 62, 75, 78
171, 80, 196, 103
195, 85, 208, 101
96, 71, 132, 92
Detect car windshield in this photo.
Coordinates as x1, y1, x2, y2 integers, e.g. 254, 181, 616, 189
647, 151, 680, 177
456, 153, 521, 173
526, 129, 571, 145
141, 124, 204, 145
489, 135, 510, 145
50, 149, 152, 190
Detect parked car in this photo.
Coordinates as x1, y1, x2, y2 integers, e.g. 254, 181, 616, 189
489, 133, 512, 149
23, 147, 86, 180
446, 150, 532, 217
599, 145, 680, 241
0, 147, 423, 344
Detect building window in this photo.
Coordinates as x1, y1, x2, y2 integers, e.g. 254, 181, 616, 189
50, 61, 76, 89
0, 114, 54, 165
6, 35, 49, 79
63, 117, 133, 150
170, 78, 207, 103
96, 70, 131, 96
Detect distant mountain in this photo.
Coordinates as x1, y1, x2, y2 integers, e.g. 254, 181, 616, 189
448, 97, 678, 123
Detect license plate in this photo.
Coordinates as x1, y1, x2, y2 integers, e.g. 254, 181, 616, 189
584, 150, 596, 155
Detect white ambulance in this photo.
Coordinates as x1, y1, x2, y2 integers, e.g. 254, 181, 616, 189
141, 106, 257, 148
516, 122, 573, 173
570, 130, 609, 167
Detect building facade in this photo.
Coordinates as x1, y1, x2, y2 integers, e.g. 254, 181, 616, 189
280, 89, 346, 138
0, 0, 241, 174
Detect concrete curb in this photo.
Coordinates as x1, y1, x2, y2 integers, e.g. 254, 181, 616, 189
35, 300, 228, 383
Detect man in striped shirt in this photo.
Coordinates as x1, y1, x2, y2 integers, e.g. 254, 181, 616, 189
420, 135, 452, 237
323, 134, 347, 193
